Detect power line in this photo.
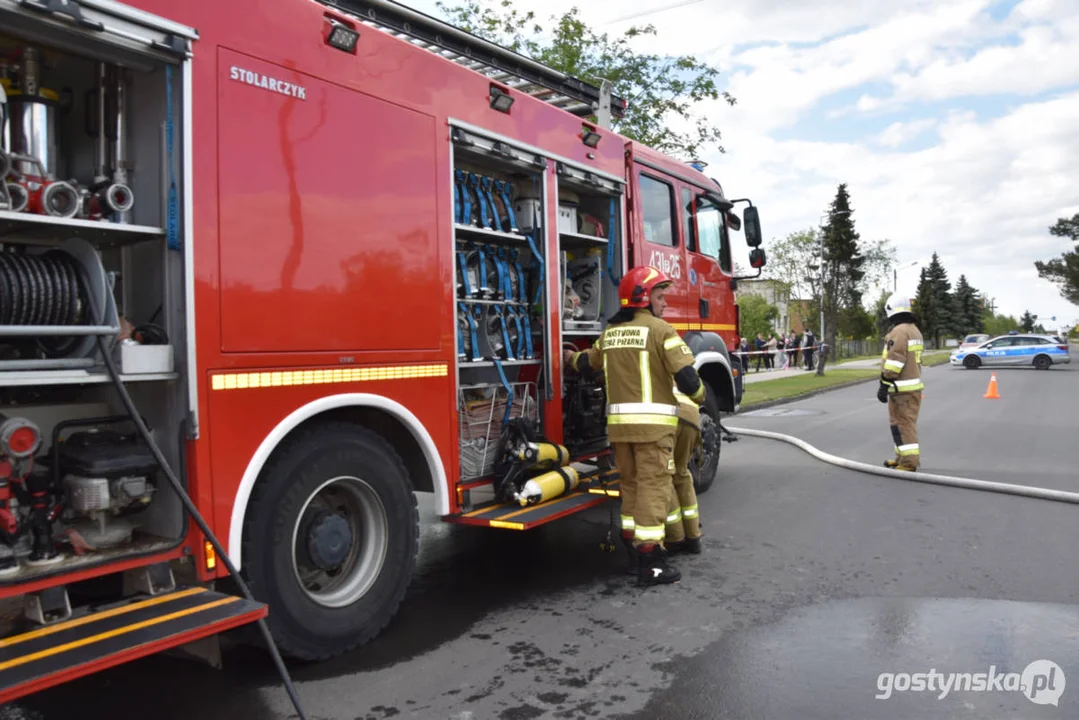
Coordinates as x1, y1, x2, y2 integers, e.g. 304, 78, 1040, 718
604, 0, 705, 25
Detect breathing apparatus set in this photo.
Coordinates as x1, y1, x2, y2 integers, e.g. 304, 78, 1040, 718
491, 417, 581, 507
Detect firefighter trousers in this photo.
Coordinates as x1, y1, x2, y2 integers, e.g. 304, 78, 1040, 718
665, 420, 701, 544
612, 431, 676, 549
888, 391, 921, 469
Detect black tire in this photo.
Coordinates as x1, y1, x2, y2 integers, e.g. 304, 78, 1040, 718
690, 383, 721, 495
1034, 354, 1051, 370
963, 354, 981, 369
241, 422, 419, 661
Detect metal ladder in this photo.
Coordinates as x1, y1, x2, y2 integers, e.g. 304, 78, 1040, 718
319, 0, 625, 126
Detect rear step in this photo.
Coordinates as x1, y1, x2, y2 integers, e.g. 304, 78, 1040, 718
447, 468, 621, 530
0, 586, 266, 704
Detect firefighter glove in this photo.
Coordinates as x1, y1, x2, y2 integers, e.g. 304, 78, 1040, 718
877, 375, 896, 403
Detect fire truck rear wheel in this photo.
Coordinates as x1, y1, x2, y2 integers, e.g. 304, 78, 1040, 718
242, 422, 419, 661
691, 383, 721, 495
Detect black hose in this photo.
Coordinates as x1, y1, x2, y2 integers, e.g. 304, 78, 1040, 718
68, 255, 307, 719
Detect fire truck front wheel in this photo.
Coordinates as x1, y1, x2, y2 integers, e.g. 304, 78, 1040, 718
690, 383, 722, 495
242, 422, 419, 661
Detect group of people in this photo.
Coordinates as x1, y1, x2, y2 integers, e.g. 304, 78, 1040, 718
562, 266, 926, 587
737, 330, 818, 371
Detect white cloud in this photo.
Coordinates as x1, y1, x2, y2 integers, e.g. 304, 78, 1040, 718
875, 119, 937, 148
396, 0, 1079, 323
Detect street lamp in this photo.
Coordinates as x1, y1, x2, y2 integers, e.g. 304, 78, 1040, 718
893, 260, 919, 292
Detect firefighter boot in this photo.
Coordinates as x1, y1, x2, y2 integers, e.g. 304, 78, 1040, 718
621, 532, 638, 576
883, 459, 899, 469
637, 544, 680, 586
671, 537, 702, 554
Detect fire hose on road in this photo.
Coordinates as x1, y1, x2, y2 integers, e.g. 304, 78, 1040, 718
724, 426, 1079, 506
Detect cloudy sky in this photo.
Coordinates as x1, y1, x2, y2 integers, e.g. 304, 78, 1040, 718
401, 0, 1079, 328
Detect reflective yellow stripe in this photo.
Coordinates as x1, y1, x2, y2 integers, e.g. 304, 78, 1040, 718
673, 391, 691, 403
666, 509, 682, 524
897, 444, 920, 456
603, 354, 610, 399
621, 515, 635, 530
663, 336, 684, 350
635, 525, 666, 541
889, 379, 924, 393
682, 505, 698, 518
884, 360, 904, 372
609, 403, 677, 415
608, 414, 679, 427
640, 351, 652, 403
690, 382, 706, 403
211, 363, 448, 390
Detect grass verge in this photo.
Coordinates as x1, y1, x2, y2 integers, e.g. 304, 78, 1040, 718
922, 352, 951, 367
740, 368, 878, 408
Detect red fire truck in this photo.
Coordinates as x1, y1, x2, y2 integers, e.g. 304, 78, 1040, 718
0, 0, 765, 703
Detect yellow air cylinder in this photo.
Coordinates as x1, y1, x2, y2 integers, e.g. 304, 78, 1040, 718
510, 441, 569, 470
516, 466, 580, 507
527, 442, 569, 471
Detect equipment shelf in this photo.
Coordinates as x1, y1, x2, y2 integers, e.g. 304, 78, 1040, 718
454, 224, 534, 247
0, 210, 164, 248
457, 298, 531, 308
459, 360, 540, 368
559, 231, 608, 249
0, 370, 177, 388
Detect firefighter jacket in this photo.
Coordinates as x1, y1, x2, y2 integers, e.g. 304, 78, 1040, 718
573, 310, 705, 443
673, 388, 702, 431
880, 321, 924, 394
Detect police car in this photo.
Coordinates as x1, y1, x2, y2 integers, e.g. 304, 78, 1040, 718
950, 333, 1071, 370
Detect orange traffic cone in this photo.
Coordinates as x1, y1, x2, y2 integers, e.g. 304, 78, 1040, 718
984, 373, 1000, 399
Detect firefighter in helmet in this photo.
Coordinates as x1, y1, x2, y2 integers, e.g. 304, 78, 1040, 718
663, 387, 703, 554
564, 266, 707, 586
878, 293, 924, 471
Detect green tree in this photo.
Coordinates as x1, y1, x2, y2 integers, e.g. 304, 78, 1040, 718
983, 312, 1019, 337
951, 274, 984, 335
838, 304, 875, 340
873, 288, 891, 338
1019, 310, 1036, 332
737, 294, 779, 340
1034, 213, 1079, 305
913, 253, 956, 345
436, 1, 735, 157
817, 183, 865, 375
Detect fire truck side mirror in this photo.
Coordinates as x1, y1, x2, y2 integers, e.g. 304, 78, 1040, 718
749, 248, 767, 269
743, 206, 762, 247
726, 212, 742, 232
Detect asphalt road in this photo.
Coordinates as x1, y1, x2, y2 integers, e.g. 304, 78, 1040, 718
9, 361, 1079, 720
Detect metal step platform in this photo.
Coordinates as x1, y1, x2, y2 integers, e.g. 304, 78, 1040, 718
447, 468, 621, 530
0, 586, 266, 704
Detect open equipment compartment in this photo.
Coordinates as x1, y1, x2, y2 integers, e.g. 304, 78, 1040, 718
450, 124, 550, 501
555, 160, 624, 458
555, 160, 623, 338
0, 2, 193, 585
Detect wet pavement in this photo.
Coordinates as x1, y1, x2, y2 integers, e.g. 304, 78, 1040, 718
8, 362, 1079, 719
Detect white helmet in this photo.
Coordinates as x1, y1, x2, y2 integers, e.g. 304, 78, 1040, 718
885, 292, 913, 319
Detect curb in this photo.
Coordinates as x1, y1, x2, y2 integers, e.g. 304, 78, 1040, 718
734, 362, 946, 414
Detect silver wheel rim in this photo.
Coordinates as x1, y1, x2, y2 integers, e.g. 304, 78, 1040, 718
291, 475, 388, 609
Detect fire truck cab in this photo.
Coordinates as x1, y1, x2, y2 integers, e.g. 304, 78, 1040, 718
0, 0, 763, 702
